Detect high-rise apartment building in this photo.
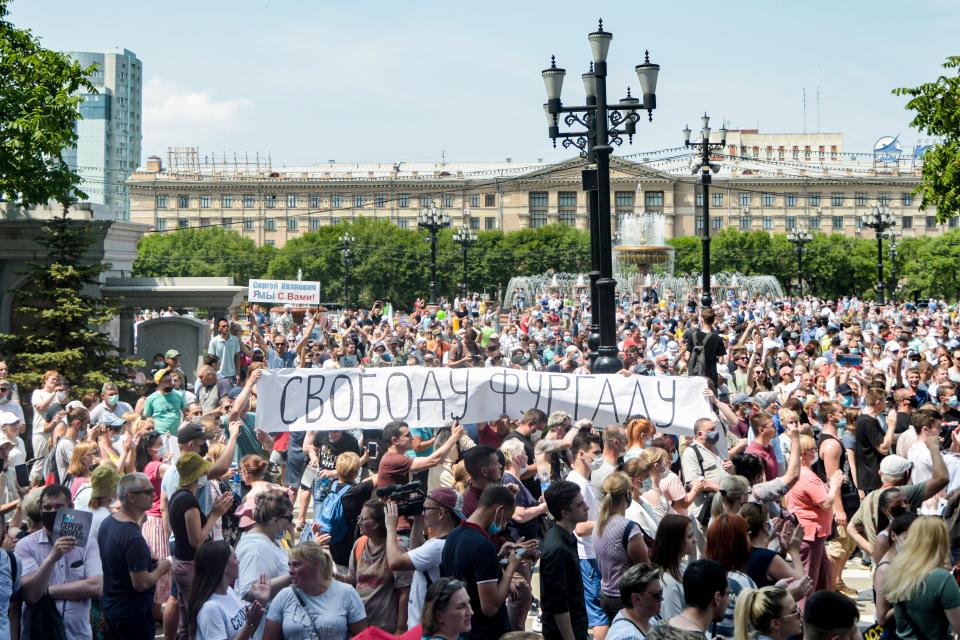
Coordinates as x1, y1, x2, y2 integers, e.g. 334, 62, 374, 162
63, 48, 142, 220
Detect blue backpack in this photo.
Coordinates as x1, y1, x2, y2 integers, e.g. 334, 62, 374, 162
314, 480, 352, 544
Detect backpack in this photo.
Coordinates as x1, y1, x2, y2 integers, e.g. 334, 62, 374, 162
315, 480, 352, 544
687, 330, 708, 378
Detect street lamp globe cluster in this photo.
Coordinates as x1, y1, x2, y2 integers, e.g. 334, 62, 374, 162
541, 19, 660, 374
339, 231, 355, 308
452, 224, 477, 299
786, 228, 813, 296
417, 202, 451, 305
683, 114, 727, 308
860, 204, 896, 304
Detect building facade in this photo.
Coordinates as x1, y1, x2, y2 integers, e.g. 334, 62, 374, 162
64, 48, 142, 221
128, 145, 945, 248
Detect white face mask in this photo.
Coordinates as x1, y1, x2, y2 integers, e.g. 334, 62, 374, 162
586, 453, 604, 471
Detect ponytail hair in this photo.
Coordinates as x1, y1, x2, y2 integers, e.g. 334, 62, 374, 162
733, 586, 789, 640
597, 472, 631, 536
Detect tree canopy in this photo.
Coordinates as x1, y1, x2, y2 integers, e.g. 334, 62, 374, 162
133, 226, 276, 284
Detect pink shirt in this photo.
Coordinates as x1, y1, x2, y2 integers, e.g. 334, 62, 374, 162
786, 467, 831, 541
745, 441, 779, 482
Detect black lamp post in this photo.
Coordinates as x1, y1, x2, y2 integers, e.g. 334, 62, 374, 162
786, 228, 812, 296
452, 225, 477, 299
860, 204, 896, 304
885, 230, 900, 304
418, 202, 451, 305
339, 231, 355, 308
542, 19, 660, 374
683, 114, 727, 308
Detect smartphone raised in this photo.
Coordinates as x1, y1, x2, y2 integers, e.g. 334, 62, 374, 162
366, 441, 380, 459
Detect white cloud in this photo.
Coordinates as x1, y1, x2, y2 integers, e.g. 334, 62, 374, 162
143, 77, 253, 127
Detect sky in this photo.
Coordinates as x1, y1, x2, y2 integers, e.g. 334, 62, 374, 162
10, 1, 957, 167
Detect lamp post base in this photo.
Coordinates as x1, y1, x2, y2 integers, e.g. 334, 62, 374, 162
700, 293, 713, 308
592, 346, 623, 374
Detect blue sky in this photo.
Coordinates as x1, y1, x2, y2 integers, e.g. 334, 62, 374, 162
11, 1, 957, 166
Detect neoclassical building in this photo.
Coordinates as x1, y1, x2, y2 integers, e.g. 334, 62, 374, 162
128, 139, 945, 248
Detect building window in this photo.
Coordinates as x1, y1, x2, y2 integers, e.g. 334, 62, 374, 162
926, 216, 937, 229
740, 193, 750, 207
950, 217, 959, 229
178, 218, 189, 229
485, 217, 496, 230
287, 218, 298, 231
712, 217, 723, 230
762, 216, 774, 230
786, 194, 797, 207
712, 192, 723, 207
809, 193, 821, 207
804, 146, 811, 160
309, 217, 320, 230
855, 217, 863, 231
177, 195, 189, 209
785, 216, 797, 230
243, 194, 255, 208
156, 195, 168, 208
854, 192, 867, 207
265, 195, 277, 209
879, 193, 891, 206
529, 191, 548, 228
695, 192, 704, 208
695, 215, 704, 232
792, 146, 799, 159
470, 194, 480, 208
156, 218, 166, 231
332, 193, 342, 208
265, 218, 276, 231
222, 217, 233, 228
284, 194, 295, 208
398, 194, 409, 208
643, 191, 662, 212
485, 194, 496, 207
809, 217, 821, 230
469, 216, 480, 230
309, 194, 321, 208
199, 195, 211, 208
740, 216, 752, 230
375, 194, 386, 208
397, 218, 409, 229
354, 194, 364, 208
762, 193, 774, 207
265, 240, 275, 246
559, 191, 577, 226
331, 217, 341, 225
420, 195, 432, 208
442, 194, 454, 208
243, 218, 254, 231
221, 195, 233, 208
200, 217, 210, 227
831, 193, 844, 207
902, 192, 914, 207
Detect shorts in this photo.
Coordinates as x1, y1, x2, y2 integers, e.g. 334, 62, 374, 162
580, 558, 608, 628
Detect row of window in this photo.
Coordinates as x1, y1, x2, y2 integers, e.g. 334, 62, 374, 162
695, 192, 915, 208
155, 192, 498, 210
692, 215, 954, 232
154, 215, 500, 232
733, 145, 839, 161
526, 191, 665, 229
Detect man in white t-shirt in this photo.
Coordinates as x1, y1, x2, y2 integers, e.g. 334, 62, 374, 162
565, 431, 607, 639
384, 487, 462, 630
906, 409, 944, 515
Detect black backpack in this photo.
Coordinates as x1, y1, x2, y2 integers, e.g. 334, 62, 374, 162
687, 331, 708, 378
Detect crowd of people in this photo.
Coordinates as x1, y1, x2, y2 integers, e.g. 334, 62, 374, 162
1, 290, 960, 639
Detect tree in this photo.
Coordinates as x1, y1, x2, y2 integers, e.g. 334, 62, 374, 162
894, 56, 960, 223
666, 236, 701, 275
133, 227, 276, 283
0, 1, 95, 206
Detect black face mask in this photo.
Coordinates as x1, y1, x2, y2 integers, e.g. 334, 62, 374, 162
888, 504, 908, 519
198, 442, 209, 457
41, 510, 58, 531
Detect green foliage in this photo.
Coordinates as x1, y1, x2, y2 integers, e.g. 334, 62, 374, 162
0, 2, 95, 206
133, 227, 275, 283
0, 215, 142, 396
893, 56, 960, 223
666, 236, 701, 275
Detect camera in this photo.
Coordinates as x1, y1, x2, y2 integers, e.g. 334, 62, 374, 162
375, 482, 426, 517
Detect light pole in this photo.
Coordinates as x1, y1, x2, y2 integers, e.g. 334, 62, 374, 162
339, 231, 355, 308
452, 225, 477, 299
418, 201, 451, 305
786, 228, 812, 297
860, 205, 896, 304
683, 115, 727, 308
885, 230, 900, 304
541, 19, 660, 374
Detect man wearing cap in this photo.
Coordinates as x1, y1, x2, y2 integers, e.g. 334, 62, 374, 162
0, 379, 24, 429
144, 368, 186, 437
163, 350, 187, 389
384, 487, 463, 631
98, 471, 172, 639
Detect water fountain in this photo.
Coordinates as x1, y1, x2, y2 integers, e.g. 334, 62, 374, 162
613, 212, 675, 278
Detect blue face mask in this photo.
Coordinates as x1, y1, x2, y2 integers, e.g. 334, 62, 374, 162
840, 395, 854, 408
948, 397, 960, 409
850, 348, 860, 355
487, 509, 504, 536
837, 418, 848, 429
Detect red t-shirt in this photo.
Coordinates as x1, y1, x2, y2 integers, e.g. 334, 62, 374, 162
377, 452, 413, 489
744, 440, 779, 482
478, 424, 508, 449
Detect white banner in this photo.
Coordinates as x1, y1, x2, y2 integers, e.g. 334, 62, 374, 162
248, 279, 321, 305
255, 366, 711, 436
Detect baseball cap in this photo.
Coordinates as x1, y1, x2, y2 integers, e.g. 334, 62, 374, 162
98, 413, 127, 428
0, 411, 19, 427
177, 421, 215, 445
879, 455, 913, 477
154, 368, 172, 384
836, 383, 854, 397
730, 393, 753, 407
428, 487, 466, 521
754, 391, 780, 410
164, 349, 180, 359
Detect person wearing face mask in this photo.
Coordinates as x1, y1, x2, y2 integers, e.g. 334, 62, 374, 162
0, 378, 25, 428
460, 445, 504, 517
52, 406, 90, 484
681, 418, 731, 527
144, 368, 187, 438
594, 472, 650, 623
440, 485, 524, 640
590, 425, 626, 494
15, 483, 104, 640
89, 382, 133, 426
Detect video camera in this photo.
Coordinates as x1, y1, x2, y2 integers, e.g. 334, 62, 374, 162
375, 482, 426, 517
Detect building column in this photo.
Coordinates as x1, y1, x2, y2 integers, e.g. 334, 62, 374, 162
118, 308, 135, 356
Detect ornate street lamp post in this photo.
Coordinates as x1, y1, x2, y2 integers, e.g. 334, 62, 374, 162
452, 225, 477, 299
787, 228, 812, 297
860, 205, 896, 304
418, 202, 451, 305
541, 19, 660, 373
885, 230, 900, 304
339, 231, 355, 308
683, 115, 726, 308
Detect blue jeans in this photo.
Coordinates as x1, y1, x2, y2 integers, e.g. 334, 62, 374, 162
580, 558, 608, 628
